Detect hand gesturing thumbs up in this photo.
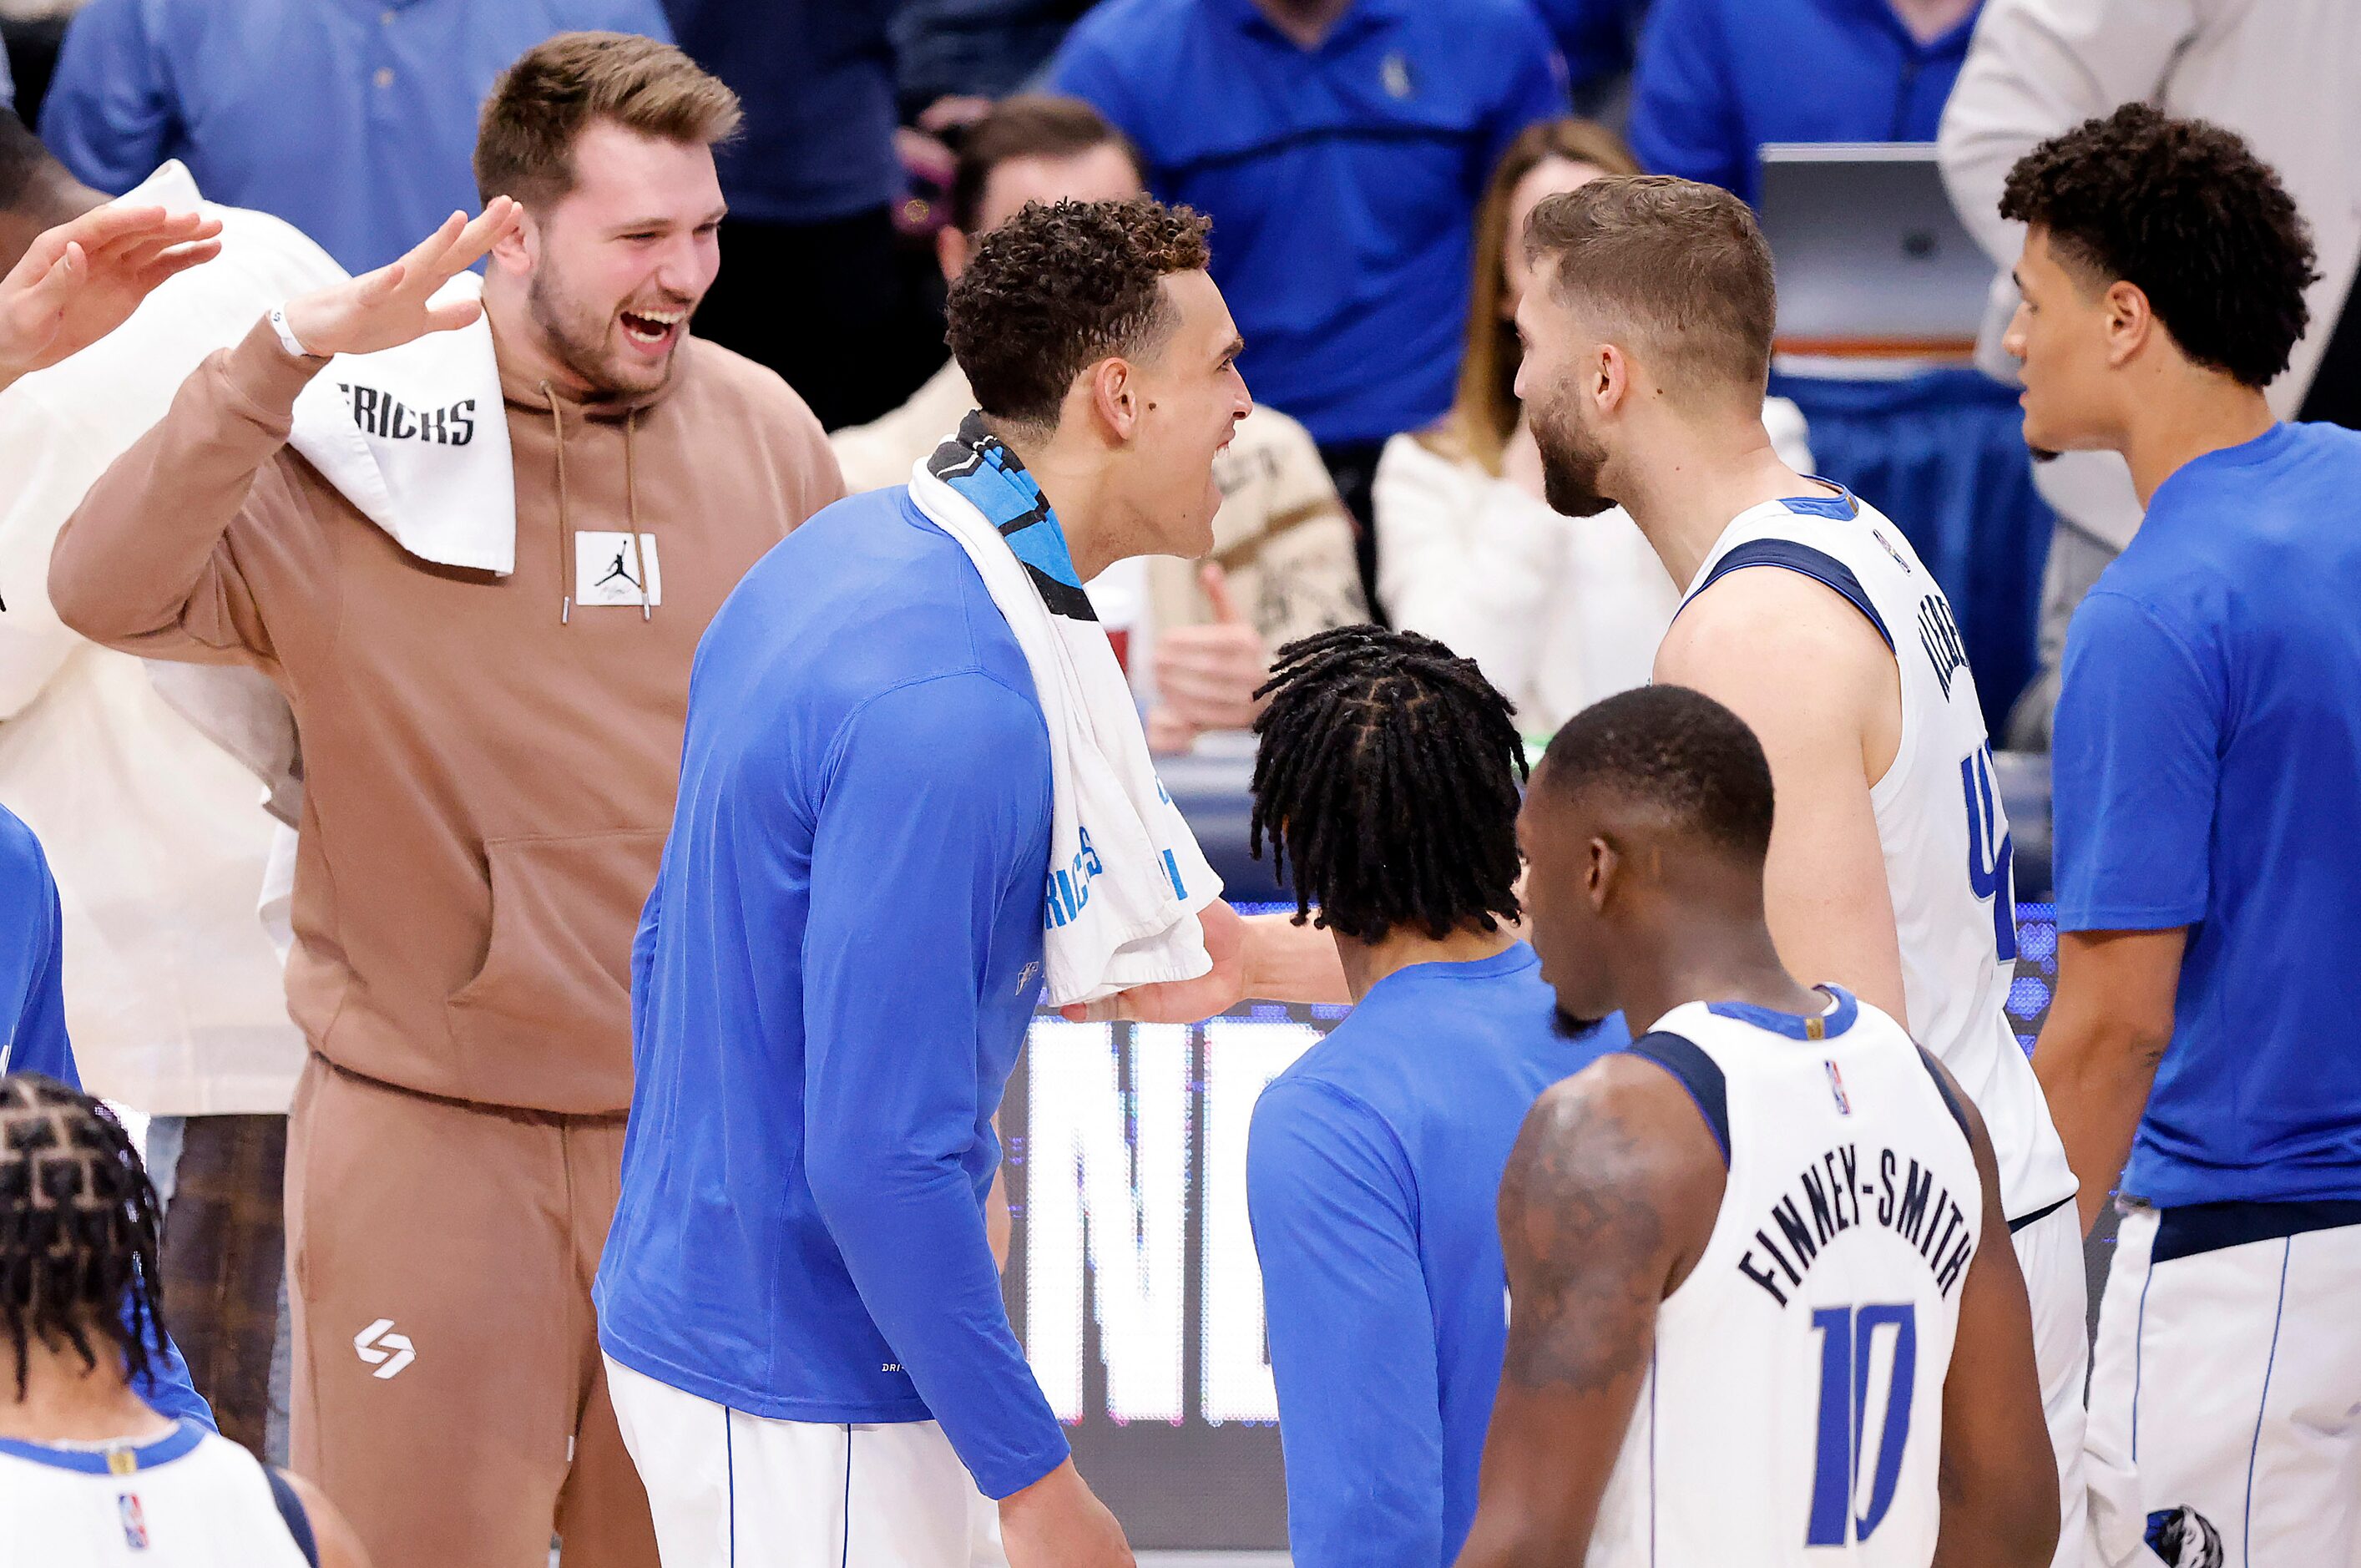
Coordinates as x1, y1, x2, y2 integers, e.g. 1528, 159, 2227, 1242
1148, 561, 1274, 745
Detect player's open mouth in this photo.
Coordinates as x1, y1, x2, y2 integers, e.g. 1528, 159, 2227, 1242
619, 308, 685, 352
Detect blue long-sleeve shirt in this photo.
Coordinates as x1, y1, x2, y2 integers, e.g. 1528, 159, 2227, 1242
1246, 944, 1624, 1566
38, 0, 675, 274
0, 805, 213, 1431
595, 487, 1070, 1500
1626, 0, 1981, 205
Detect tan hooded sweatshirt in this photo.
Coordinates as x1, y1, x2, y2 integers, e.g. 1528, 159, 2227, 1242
50, 317, 842, 1114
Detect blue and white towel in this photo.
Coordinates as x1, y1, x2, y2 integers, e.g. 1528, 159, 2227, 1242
907, 414, 1220, 1006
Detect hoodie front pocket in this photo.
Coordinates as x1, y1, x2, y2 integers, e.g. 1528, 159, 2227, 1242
447, 830, 665, 1053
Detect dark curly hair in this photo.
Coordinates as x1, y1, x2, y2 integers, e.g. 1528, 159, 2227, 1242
2000, 103, 2318, 389
1538, 685, 1774, 862
1249, 626, 1529, 945
945, 196, 1213, 432
0, 1073, 169, 1402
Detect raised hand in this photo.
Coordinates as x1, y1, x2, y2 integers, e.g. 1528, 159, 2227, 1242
280, 199, 521, 360
1150, 562, 1273, 736
0, 204, 224, 387
1058, 898, 1247, 1024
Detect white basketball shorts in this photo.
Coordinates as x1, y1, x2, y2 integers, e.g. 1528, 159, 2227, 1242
2014, 1197, 2093, 1568
2085, 1202, 2361, 1568
604, 1353, 1008, 1568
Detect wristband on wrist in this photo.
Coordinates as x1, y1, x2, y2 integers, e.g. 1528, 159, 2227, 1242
268, 305, 321, 361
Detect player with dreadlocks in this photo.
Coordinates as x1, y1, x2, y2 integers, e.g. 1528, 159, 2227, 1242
0, 1072, 369, 1565
1239, 625, 1628, 1568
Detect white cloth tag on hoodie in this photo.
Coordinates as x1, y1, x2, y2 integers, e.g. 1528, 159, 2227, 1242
288, 271, 517, 574
574, 532, 660, 607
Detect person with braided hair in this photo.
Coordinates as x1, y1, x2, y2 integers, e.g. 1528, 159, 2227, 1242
0, 1071, 369, 1565
1240, 624, 1628, 1568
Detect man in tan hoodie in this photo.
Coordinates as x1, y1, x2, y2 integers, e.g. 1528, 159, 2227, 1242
48, 32, 842, 1568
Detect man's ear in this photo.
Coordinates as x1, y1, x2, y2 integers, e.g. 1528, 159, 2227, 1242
1085, 355, 1140, 443
489, 204, 538, 276
2103, 279, 2156, 369
1594, 341, 1631, 416
1586, 834, 1620, 911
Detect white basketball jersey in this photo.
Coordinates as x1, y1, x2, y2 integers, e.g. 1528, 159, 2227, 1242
1589, 991, 1982, 1565
1680, 488, 2075, 1222
0, 1420, 313, 1566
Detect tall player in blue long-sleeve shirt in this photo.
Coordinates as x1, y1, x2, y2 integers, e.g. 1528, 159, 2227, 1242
1241, 627, 1626, 1567
0, 802, 212, 1430
595, 197, 1255, 1567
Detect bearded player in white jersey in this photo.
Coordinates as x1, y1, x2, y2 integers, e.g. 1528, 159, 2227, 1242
1457, 685, 2056, 1565
1506, 173, 2087, 1562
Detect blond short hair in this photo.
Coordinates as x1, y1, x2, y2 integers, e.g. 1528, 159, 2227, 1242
474, 31, 742, 210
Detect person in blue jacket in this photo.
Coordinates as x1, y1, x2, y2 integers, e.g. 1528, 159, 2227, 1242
0, 802, 212, 1430
1241, 625, 1626, 1567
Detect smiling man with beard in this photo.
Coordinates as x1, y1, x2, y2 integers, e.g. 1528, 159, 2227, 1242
47, 32, 842, 1568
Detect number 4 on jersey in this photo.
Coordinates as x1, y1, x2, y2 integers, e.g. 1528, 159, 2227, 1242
1807, 1303, 1917, 1547
1961, 745, 2017, 964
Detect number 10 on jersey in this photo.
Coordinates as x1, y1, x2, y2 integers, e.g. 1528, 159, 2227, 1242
1807, 1302, 1918, 1547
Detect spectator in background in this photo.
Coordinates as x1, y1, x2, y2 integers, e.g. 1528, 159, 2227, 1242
47, 35, 841, 1568
1630, 0, 1980, 205
1048, 0, 1565, 602
0, 107, 341, 1462
894, 0, 1099, 116
1378, 118, 1812, 736
660, 0, 942, 429
36, 0, 673, 276
1939, 0, 2361, 746
833, 95, 1366, 753
1529, 0, 1651, 116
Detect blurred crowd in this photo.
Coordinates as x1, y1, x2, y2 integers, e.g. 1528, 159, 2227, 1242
0, 2, 2357, 1566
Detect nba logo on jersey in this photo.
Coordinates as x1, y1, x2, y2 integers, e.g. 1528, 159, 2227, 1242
117, 1493, 149, 1550
1824, 1060, 1852, 1115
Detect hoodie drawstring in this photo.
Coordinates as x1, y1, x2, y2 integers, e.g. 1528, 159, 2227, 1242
624, 407, 649, 621
543, 387, 651, 625
545, 383, 573, 625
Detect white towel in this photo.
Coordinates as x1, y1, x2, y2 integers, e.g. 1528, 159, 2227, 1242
907, 415, 1221, 1006
287, 271, 515, 574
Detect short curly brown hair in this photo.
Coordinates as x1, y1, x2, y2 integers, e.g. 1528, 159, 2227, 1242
945, 196, 1214, 432
2001, 104, 2317, 389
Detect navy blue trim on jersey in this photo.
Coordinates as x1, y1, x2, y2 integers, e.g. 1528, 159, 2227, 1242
0, 1417, 206, 1474
2150, 1199, 2361, 1264
266, 1468, 320, 1567
2007, 1193, 2075, 1236
1914, 1045, 1973, 1141
1620, 1031, 1731, 1166
1705, 985, 1860, 1043
1778, 479, 1861, 520
1688, 539, 1894, 652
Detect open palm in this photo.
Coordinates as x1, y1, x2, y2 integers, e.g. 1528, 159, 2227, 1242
0, 204, 224, 387
281, 198, 522, 360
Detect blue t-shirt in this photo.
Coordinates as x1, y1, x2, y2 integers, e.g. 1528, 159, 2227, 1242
1628, 0, 1979, 205
594, 488, 1069, 1500
659, 0, 901, 225
40, 0, 675, 274
1048, 0, 1565, 447
0, 805, 213, 1430
2055, 422, 2361, 1207
1246, 943, 1625, 1566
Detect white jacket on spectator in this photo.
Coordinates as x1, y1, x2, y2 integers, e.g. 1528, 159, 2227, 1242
1377, 397, 1812, 734
1939, 0, 2361, 552
0, 161, 340, 1114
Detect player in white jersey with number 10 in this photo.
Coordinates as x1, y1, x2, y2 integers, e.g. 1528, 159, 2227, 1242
1457, 685, 2056, 1565
1505, 172, 2088, 1562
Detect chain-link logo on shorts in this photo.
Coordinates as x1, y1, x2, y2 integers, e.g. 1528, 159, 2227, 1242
354, 1318, 416, 1379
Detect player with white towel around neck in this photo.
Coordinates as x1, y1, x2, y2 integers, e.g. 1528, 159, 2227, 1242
1507, 172, 2089, 1564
